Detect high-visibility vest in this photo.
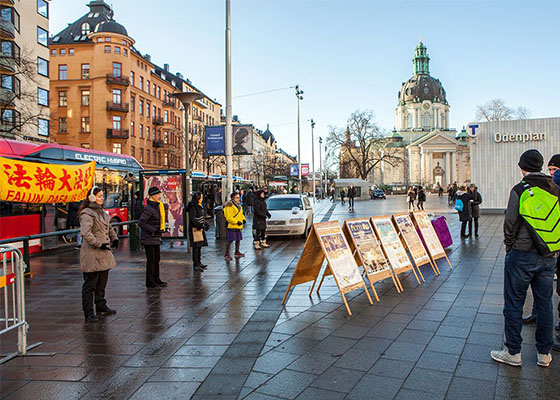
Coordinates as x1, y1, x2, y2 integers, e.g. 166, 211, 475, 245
516, 181, 560, 255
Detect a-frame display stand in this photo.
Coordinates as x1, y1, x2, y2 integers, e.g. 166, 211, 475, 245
412, 211, 453, 271
282, 221, 372, 315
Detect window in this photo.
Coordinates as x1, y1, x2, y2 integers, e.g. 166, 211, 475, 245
81, 22, 90, 35
407, 114, 413, 129
58, 91, 67, 106
130, 71, 134, 86
112, 89, 121, 104
423, 113, 430, 129
59, 117, 67, 133
131, 146, 135, 157
37, 27, 48, 46
157, 86, 160, 99
112, 62, 121, 77
146, 103, 150, 117
139, 99, 143, 115
58, 65, 67, 80
146, 126, 150, 140
164, 110, 168, 123
81, 63, 90, 79
139, 76, 143, 90
152, 83, 156, 95
81, 143, 90, 149
37, 57, 48, 76
81, 90, 90, 106
146, 80, 150, 93
37, 0, 49, 18
97, 37, 102, 42
139, 124, 144, 138
113, 116, 122, 131
68, 48, 75, 56
38, 118, 49, 136
164, 131, 168, 144
60, 49, 66, 56
152, 105, 156, 118
130, 121, 135, 136
114, 46, 120, 55
37, 88, 48, 106
123, 48, 128, 56
104, 45, 111, 53
146, 149, 150, 164
81, 117, 90, 132
112, 143, 122, 154
105, 37, 111, 42
50, 49, 56, 56
139, 148, 143, 162
130, 96, 135, 112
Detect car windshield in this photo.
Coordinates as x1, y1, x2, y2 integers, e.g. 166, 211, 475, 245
267, 198, 303, 211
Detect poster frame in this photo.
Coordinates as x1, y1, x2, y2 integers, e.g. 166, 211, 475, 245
411, 211, 453, 270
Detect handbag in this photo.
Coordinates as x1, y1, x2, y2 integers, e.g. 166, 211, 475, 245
193, 228, 204, 243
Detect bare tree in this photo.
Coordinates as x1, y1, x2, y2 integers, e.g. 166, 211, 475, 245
475, 99, 532, 121
327, 110, 402, 181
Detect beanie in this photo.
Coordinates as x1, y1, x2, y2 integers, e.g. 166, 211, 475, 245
518, 149, 543, 173
148, 186, 162, 196
548, 154, 560, 168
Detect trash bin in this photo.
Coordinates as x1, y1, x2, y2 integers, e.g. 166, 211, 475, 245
214, 206, 227, 240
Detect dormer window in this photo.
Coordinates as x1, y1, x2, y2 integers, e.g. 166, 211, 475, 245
81, 22, 90, 35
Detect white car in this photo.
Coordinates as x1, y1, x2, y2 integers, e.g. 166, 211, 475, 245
266, 194, 313, 238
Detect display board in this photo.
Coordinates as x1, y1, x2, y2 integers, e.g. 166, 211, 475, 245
393, 213, 440, 278
282, 220, 372, 315
370, 216, 421, 287
342, 218, 402, 296
412, 211, 453, 270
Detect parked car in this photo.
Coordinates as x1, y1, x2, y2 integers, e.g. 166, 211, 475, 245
266, 194, 313, 238
372, 189, 386, 200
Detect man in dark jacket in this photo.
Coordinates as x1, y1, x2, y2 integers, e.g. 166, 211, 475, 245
252, 190, 271, 249
491, 150, 560, 368
469, 184, 482, 237
246, 189, 255, 216
348, 185, 356, 211
187, 192, 209, 272
457, 187, 474, 238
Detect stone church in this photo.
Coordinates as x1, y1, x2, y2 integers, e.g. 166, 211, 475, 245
373, 41, 471, 188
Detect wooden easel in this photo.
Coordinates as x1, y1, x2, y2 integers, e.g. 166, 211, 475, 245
411, 211, 453, 271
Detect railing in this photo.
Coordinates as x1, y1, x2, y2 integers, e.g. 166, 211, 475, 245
193, 114, 203, 122
106, 128, 129, 139
152, 139, 163, 148
152, 117, 163, 125
106, 101, 129, 112
105, 74, 130, 86
162, 100, 175, 108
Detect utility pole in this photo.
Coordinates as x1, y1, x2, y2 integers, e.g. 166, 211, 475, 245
295, 85, 303, 192
225, 0, 233, 198
310, 119, 316, 202
319, 136, 322, 199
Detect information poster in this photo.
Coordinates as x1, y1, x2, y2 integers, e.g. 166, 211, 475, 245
393, 214, 431, 266
413, 211, 445, 259
345, 219, 390, 274
143, 173, 185, 238
371, 217, 411, 269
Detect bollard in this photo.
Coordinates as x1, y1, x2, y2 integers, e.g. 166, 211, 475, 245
23, 239, 30, 275
129, 223, 139, 252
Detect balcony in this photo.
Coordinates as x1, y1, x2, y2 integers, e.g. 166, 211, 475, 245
152, 139, 164, 148
153, 116, 164, 126
106, 129, 129, 139
106, 74, 130, 86
106, 101, 129, 112
193, 114, 203, 122
0, 18, 15, 39
162, 100, 176, 108
0, 54, 15, 73
0, 86, 15, 105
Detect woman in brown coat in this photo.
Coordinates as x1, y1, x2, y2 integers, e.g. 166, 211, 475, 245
79, 186, 119, 322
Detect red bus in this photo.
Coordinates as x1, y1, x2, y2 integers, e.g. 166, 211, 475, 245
0, 139, 143, 253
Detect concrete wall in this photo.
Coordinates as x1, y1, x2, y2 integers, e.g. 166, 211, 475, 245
470, 117, 560, 211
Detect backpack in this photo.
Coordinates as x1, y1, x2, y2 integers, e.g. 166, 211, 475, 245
455, 199, 464, 212
514, 181, 560, 256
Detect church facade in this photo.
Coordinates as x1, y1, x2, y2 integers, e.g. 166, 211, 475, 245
373, 41, 471, 188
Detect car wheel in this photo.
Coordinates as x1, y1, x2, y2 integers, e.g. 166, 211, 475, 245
300, 223, 310, 239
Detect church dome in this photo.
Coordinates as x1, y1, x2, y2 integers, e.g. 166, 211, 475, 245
399, 75, 447, 105
94, 20, 128, 36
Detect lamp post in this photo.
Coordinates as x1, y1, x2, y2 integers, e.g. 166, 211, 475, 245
310, 119, 316, 202
170, 91, 203, 204
225, 0, 233, 198
295, 85, 303, 192
319, 136, 322, 199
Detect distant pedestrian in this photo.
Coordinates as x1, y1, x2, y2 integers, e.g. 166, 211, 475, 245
417, 187, 426, 210
253, 190, 271, 250
348, 185, 356, 211
330, 188, 335, 202
79, 186, 118, 322
223, 192, 246, 260
67, 201, 81, 245
438, 185, 444, 198
340, 189, 346, 205
133, 191, 144, 219
456, 186, 474, 238
469, 184, 482, 237
215, 188, 223, 206
290, 185, 297, 194
246, 189, 255, 215
187, 192, 209, 272
491, 149, 560, 368
138, 187, 167, 289
406, 187, 416, 212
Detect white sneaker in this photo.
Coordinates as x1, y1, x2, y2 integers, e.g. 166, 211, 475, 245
491, 348, 522, 367
537, 353, 552, 367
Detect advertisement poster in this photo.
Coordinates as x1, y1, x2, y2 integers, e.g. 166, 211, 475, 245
143, 174, 185, 238
233, 125, 253, 155
205, 126, 225, 155
394, 214, 430, 265
315, 221, 363, 289
346, 219, 390, 274
290, 164, 310, 177
371, 217, 411, 269
414, 212, 445, 258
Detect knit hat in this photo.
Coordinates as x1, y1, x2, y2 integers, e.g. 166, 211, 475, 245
548, 154, 560, 168
148, 186, 162, 196
518, 149, 543, 172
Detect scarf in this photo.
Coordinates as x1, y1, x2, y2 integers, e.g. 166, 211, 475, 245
158, 201, 165, 231
232, 199, 241, 210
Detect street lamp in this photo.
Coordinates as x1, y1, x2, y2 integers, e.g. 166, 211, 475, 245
295, 84, 303, 192
319, 136, 323, 199
310, 119, 316, 202
170, 91, 203, 204
225, 0, 233, 198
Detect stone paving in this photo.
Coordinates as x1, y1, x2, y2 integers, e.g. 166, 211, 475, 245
1, 195, 559, 399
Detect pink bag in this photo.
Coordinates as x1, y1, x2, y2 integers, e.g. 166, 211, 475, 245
431, 216, 453, 248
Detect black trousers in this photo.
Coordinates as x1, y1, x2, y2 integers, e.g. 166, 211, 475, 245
348, 197, 354, 208
192, 246, 202, 265
145, 244, 161, 287
461, 219, 473, 236
82, 270, 109, 316
253, 229, 266, 241
418, 201, 424, 210
473, 217, 479, 235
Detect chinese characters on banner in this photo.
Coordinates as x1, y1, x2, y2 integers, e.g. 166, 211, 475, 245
0, 157, 95, 203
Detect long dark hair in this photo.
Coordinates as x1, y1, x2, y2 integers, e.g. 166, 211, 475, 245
191, 191, 202, 205
78, 186, 102, 214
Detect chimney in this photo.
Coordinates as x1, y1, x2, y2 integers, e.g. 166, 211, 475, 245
164, 63, 169, 71
233, 115, 239, 122
144, 54, 151, 62
175, 72, 183, 79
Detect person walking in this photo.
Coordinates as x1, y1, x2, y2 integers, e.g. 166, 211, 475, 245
469, 184, 482, 237
340, 188, 346, 206
456, 186, 474, 238
406, 187, 416, 212
79, 187, 118, 322
417, 187, 426, 210
138, 187, 167, 289
67, 201, 82, 247
253, 190, 271, 250
491, 149, 560, 368
223, 192, 246, 260
246, 188, 255, 216
438, 185, 444, 198
348, 185, 356, 211
187, 192, 209, 272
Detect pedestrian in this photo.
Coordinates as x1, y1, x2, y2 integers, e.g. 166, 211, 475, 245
240, 189, 246, 213
340, 188, 346, 205
223, 192, 246, 260
253, 190, 271, 250
456, 186, 474, 238
246, 188, 255, 216
417, 187, 426, 210
348, 185, 356, 211
330, 188, 335, 202
67, 200, 81, 246
438, 185, 444, 198
79, 186, 119, 322
215, 187, 223, 206
406, 187, 416, 212
133, 191, 144, 219
138, 187, 167, 289
491, 149, 560, 368
469, 184, 482, 237
290, 185, 297, 194
187, 192, 209, 272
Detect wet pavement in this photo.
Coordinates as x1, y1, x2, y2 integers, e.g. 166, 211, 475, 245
1, 195, 559, 399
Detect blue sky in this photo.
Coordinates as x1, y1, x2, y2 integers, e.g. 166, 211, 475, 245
50, 0, 560, 165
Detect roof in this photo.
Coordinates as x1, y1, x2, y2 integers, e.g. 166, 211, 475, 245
94, 20, 127, 36
398, 74, 447, 105
261, 124, 275, 143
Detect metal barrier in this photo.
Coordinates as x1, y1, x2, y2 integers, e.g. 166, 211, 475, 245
0, 245, 43, 364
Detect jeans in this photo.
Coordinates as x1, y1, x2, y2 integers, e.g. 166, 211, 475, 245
348, 197, 354, 209
145, 245, 161, 287
530, 257, 560, 318
82, 270, 109, 316
503, 249, 556, 354
461, 219, 472, 236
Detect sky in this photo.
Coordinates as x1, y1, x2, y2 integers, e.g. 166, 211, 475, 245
50, 0, 560, 167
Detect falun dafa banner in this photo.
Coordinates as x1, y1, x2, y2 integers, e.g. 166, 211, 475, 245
0, 156, 95, 203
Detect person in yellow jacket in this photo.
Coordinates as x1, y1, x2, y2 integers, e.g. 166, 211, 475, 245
223, 192, 246, 260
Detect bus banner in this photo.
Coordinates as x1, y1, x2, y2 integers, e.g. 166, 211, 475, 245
0, 156, 95, 203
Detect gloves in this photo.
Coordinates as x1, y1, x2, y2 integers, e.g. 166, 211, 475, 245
243, 220, 246, 224
266, 212, 271, 219
111, 239, 119, 249
237, 221, 243, 226
100, 243, 111, 251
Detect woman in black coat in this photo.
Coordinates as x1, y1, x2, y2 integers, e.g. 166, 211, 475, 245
187, 192, 209, 271
138, 187, 166, 288
469, 184, 482, 237
253, 190, 271, 250
456, 187, 474, 238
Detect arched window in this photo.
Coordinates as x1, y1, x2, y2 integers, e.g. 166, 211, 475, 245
81, 22, 90, 35
423, 113, 430, 129
407, 114, 413, 129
